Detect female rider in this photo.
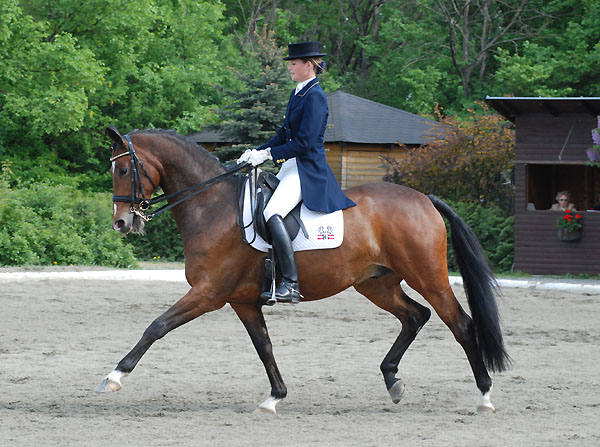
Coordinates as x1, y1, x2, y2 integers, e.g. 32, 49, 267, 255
239, 41, 356, 304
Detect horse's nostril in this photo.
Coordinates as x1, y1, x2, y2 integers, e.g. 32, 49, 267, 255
113, 220, 125, 230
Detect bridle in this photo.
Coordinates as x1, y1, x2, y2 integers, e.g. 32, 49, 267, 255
110, 134, 248, 221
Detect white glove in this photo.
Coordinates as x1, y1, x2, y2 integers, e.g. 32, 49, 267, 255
238, 148, 272, 166
237, 149, 253, 164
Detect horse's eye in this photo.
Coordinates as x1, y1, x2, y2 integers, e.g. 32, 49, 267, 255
118, 167, 128, 177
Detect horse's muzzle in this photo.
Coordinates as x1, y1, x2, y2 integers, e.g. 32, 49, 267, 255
113, 212, 145, 234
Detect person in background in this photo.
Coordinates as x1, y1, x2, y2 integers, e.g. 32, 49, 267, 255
549, 190, 576, 211
592, 192, 600, 211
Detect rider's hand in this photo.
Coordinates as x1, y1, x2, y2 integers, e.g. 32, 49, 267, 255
238, 148, 272, 166
237, 149, 253, 164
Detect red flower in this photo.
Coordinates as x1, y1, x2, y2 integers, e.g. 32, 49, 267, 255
557, 208, 582, 231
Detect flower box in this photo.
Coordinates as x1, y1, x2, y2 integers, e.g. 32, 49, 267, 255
557, 227, 582, 241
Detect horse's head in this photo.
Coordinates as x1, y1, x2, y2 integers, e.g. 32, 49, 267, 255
108, 126, 160, 234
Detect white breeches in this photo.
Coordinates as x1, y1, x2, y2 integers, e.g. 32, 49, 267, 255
263, 158, 302, 221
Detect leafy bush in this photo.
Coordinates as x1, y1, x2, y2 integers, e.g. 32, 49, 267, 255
442, 199, 514, 273
0, 182, 136, 267
382, 102, 515, 212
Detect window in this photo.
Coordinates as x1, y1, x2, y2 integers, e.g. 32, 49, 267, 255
526, 164, 600, 210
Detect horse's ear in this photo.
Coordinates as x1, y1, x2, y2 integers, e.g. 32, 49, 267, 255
107, 126, 127, 148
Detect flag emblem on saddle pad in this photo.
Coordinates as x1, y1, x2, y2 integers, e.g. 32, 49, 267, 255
317, 225, 335, 240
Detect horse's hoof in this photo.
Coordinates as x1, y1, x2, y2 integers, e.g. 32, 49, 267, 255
254, 396, 281, 414
388, 379, 405, 404
476, 402, 496, 413
476, 388, 495, 413
95, 370, 127, 393
253, 406, 276, 415
96, 377, 121, 393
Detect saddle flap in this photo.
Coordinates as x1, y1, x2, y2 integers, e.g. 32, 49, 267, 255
238, 171, 336, 251
252, 172, 303, 244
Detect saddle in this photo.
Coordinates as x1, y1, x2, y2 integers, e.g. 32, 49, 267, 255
236, 170, 310, 306
238, 170, 308, 245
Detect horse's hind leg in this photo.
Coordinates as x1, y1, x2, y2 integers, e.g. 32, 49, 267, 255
96, 285, 225, 392
354, 276, 431, 404
231, 303, 287, 414
416, 284, 495, 412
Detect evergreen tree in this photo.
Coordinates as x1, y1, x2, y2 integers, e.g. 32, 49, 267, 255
211, 30, 292, 165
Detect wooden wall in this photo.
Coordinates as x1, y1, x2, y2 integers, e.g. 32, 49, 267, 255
513, 211, 600, 275
325, 143, 407, 189
324, 143, 343, 181
200, 142, 217, 152
515, 114, 596, 163
513, 113, 600, 274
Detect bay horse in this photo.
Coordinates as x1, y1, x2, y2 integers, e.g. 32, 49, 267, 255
97, 126, 510, 413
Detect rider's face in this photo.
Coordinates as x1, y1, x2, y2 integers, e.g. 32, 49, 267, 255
288, 59, 314, 83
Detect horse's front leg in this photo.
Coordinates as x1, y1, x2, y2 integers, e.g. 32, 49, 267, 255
96, 285, 225, 392
230, 303, 287, 414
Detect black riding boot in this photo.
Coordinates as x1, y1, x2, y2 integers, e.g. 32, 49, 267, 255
262, 214, 301, 303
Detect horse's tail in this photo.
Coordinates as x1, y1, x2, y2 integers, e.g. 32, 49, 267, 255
428, 194, 511, 373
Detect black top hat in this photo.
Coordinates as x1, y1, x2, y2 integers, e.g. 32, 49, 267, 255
283, 41, 327, 60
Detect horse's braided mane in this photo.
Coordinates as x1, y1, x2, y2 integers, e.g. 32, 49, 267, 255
130, 128, 222, 167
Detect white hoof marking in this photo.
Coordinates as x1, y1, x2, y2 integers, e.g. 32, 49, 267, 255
254, 396, 281, 414
96, 370, 128, 393
389, 380, 405, 404
476, 388, 495, 413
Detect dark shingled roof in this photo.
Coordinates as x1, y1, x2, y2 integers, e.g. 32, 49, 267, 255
486, 96, 600, 123
325, 91, 439, 145
188, 91, 439, 145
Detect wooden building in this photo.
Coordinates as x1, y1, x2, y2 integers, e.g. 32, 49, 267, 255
189, 91, 439, 189
323, 92, 438, 188
486, 97, 600, 275
187, 129, 233, 152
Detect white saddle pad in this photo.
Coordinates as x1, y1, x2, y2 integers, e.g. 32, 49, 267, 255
242, 177, 343, 253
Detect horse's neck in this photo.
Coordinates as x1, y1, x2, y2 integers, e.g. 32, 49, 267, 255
159, 147, 224, 194
158, 148, 235, 231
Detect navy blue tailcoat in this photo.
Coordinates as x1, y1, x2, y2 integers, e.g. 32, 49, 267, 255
259, 78, 356, 213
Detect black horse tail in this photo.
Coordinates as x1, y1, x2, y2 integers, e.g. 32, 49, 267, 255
428, 194, 511, 373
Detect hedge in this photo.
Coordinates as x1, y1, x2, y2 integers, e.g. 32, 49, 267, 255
124, 211, 184, 262
0, 183, 136, 267
441, 199, 514, 273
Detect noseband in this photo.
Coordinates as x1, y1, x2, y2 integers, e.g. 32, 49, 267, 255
110, 134, 247, 221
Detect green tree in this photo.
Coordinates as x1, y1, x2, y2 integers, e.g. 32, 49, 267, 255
211, 30, 292, 164
1, 0, 242, 190
358, 6, 448, 114
492, 0, 600, 96
220, 0, 392, 95
429, 0, 550, 98
0, 0, 105, 180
